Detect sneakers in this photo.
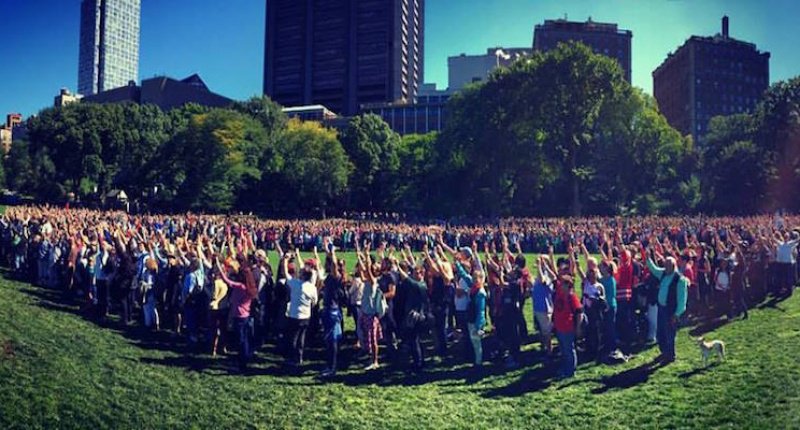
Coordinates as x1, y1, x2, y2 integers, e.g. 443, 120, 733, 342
364, 362, 380, 371
319, 368, 336, 378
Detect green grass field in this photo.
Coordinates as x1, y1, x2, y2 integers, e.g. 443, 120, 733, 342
1, 258, 800, 429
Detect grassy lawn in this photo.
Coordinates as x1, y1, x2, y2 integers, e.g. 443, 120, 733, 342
1, 262, 800, 429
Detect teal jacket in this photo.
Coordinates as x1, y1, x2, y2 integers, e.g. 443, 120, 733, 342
646, 258, 689, 317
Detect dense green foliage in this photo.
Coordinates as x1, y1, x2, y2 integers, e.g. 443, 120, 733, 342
700, 77, 800, 213
2, 265, 800, 429
3, 43, 798, 216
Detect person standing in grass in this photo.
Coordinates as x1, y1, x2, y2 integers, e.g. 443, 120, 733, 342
358, 242, 383, 371
321, 241, 347, 378
600, 260, 618, 358
466, 268, 487, 368
284, 248, 319, 369
552, 274, 583, 379
532, 254, 555, 358
396, 258, 430, 373
216, 255, 258, 372
207, 267, 229, 358
642, 243, 688, 364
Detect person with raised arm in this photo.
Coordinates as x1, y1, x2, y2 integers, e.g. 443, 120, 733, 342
532, 252, 556, 358
320, 238, 347, 378
358, 241, 383, 370
641, 240, 688, 364
284, 247, 319, 369
394, 254, 430, 373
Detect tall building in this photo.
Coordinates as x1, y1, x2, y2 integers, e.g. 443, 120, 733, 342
448, 47, 530, 92
653, 16, 770, 141
78, 0, 141, 95
533, 18, 632, 82
264, 0, 424, 116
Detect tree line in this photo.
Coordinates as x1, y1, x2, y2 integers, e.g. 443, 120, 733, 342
2, 43, 797, 216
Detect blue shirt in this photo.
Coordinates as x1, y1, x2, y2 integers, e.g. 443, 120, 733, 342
600, 275, 617, 310
532, 276, 554, 314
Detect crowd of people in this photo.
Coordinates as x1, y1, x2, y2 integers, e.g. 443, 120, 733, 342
1, 206, 798, 380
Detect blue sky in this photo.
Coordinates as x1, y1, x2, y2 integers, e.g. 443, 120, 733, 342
1, 0, 799, 118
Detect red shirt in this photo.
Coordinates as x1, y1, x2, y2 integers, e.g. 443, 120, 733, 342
615, 251, 635, 301
553, 286, 582, 334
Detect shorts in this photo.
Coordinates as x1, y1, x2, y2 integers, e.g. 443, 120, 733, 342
534, 311, 553, 337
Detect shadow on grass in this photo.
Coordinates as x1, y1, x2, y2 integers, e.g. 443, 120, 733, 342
678, 362, 720, 379
590, 357, 666, 394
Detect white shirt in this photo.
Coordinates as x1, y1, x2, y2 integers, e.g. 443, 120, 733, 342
715, 271, 730, 291
286, 276, 318, 320
776, 240, 799, 264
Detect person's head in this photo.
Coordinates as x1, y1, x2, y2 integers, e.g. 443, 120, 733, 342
145, 257, 158, 273
302, 258, 315, 282
664, 256, 677, 275
556, 257, 570, 275
586, 256, 598, 272
474, 269, 486, 289
411, 264, 425, 282
514, 254, 526, 270
559, 274, 574, 292
719, 258, 729, 271
600, 260, 614, 278
587, 267, 599, 282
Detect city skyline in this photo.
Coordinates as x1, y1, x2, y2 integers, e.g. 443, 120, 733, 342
1, 0, 799, 118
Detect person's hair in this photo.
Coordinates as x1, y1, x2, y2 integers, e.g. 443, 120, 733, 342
301, 267, 314, 282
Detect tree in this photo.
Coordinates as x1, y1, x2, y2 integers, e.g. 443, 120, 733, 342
274, 119, 352, 217
436, 42, 689, 217
340, 114, 401, 210
396, 132, 438, 213
754, 77, 800, 211
154, 109, 269, 212
5, 140, 36, 194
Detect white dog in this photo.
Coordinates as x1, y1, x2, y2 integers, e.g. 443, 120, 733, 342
696, 337, 726, 366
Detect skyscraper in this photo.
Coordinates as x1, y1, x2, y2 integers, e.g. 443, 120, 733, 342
263, 0, 424, 116
78, 0, 141, 96
653, 16, 770, 141
533, 18, 632, 82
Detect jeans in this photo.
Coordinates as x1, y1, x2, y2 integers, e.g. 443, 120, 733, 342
433, 307, 448, 357
604, 306, 617, 354
656, 306, 676, 360
556, 332, 577, 377
646, 304, 658, 342
499, 314, 520, 361
96, 279, 111, 321
616, 298, 633, 345
467, 323, 483, 365
234, 317, 254, 369
286, 318, 309, 364
455, 310, 473, 362
405, 324, 424, 370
